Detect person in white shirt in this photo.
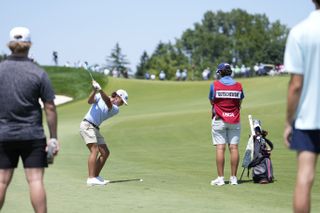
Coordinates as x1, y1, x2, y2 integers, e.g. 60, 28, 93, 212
80, 80, 128, 186
284, 1, 320, 212
150, 74, 156, 80
181, 69, 187, 81
202, 68, 210, 80
159, 70, 166, 80
175, 69, 181, 81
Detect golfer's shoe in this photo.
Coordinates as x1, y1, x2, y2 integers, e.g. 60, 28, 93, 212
96, 176, 110, 184
86, 177, 107, 186
210, 176, 225, 186
229, 176, 238, 185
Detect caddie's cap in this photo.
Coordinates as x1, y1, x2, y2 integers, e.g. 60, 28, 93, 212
116, 89, 128, 105
216, 63, 231, 74
9, 27, 31, 42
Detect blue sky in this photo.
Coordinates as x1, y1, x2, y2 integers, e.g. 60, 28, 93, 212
0, 0, 315, 70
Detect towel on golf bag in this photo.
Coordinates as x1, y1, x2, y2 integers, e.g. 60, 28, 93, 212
248, 135, 274, 184
242, 134, 254, 168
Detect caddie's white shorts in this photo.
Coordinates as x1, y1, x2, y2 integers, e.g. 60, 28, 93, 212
211, 117, 240, 145
79, 120, 106, 145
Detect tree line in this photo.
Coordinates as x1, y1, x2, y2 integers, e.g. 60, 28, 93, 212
134, 9, 289, 80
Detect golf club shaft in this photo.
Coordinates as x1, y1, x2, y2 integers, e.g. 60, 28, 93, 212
109, 178, 142, 183
87, 70, 94, 81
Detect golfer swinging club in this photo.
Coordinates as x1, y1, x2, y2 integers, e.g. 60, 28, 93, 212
80, 80, 128, 186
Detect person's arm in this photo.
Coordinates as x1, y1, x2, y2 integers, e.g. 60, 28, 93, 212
284, 74, 303, 148
208, 83, 216, 118
240, 88, 244, 108
44, 101, 60, 154
99, 90, 113, 109
87, 90, 96, 104
209, 83, 214, 106
92, 80, 113, 109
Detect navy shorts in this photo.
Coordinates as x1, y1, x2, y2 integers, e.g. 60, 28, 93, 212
0, 139, 48, 169
291, 128, 320, 154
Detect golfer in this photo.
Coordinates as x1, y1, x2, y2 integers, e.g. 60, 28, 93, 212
0, 27, 59, 213
209, 63, 244, 186
284, 0, 320, 212
80, 80, 128, 186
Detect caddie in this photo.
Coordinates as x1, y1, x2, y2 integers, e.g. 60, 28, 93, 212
209, 63, 244, 186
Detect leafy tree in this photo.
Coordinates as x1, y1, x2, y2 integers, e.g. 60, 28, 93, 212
136, 41, 188, 79
178, 9, 289, 72
106, 43, 130, 77
139, 9, 289, 80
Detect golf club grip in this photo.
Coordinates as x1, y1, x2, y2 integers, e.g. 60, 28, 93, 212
248, 115, 255, 136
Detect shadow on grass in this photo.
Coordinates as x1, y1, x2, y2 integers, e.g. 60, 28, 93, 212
238, 179, 277, 184
238, 179, 253, 184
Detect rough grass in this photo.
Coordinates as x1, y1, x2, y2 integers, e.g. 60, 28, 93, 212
43, 66, 107, 100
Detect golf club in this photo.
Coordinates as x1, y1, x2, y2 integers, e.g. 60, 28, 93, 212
87, 70, 94, 81
109, 178, 143, 184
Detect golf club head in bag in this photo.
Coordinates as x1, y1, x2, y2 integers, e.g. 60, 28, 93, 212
253, 119, 262, 134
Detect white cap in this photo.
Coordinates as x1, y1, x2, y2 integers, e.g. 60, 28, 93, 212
116, 89, 128, 105
9, 27, 31, 42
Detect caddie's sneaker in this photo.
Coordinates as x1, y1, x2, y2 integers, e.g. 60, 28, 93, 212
97, 176, 110, 184
86, 177, 107, 186
210, 176, 225, 186
230, 176, 238, 185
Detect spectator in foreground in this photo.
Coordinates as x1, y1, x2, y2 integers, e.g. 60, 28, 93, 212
284, 0, 320, 212
0, 27, 59, 213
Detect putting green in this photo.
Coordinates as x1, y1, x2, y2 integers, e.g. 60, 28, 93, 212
3, 76, 320, 213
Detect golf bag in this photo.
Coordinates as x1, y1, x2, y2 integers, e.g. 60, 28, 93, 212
248, 135, 274, 183
240, 115, 274, 183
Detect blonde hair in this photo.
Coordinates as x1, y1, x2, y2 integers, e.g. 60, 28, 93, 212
7, 41, 31, 54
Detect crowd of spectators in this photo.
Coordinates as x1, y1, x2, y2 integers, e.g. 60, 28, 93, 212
144, 68, 188, 81
202, 62, 286, 80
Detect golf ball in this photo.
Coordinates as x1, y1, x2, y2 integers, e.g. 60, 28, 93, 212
140, 179, 143, 182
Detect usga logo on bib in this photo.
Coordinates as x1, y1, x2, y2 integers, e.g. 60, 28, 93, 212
223, 112, 235, 117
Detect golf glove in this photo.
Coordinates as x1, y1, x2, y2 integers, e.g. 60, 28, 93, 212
92, 81, 101, 91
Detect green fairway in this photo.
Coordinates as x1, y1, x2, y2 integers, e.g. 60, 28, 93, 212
3, 76, 320, 213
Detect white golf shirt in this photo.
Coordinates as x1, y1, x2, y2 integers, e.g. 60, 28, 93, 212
84, 93, 119, 126
284, 10, 320, 129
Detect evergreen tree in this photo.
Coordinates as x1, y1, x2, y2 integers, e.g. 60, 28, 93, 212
106, 43, 130, 77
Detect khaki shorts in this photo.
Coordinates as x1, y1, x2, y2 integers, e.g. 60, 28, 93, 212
211, 117, 240, 145
79, 120, 106, 145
